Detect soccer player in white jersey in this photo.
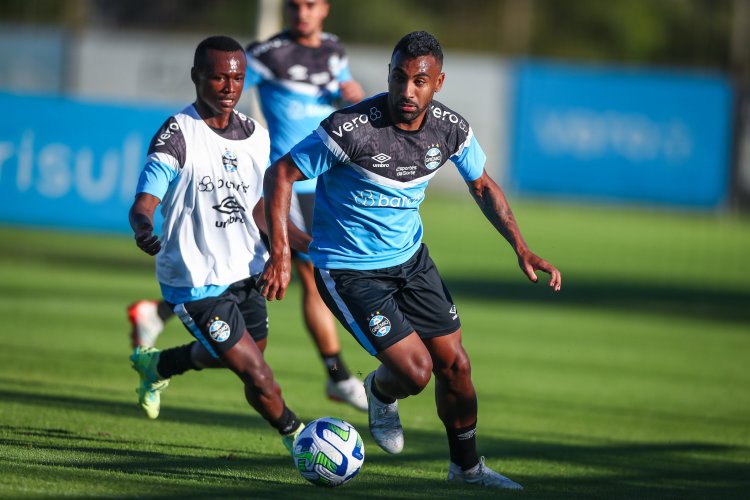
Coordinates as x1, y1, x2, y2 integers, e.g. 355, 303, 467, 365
261, 31, 562, 489
128, 36, 305, 452
128, 0, 368, 412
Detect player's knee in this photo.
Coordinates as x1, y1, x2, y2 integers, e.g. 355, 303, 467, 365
403, 357, 433, 395
435, 350, 472, 385
241, 362, 275, 393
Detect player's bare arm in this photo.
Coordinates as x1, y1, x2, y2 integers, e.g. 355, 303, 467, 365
129, 193, 161, 256
252, 198, 312, 255
467, 170, 562, 291
259, 153, 309, 300
340, 80, 365, 104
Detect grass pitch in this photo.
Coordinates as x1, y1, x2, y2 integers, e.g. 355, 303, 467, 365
0, 196, 748, 498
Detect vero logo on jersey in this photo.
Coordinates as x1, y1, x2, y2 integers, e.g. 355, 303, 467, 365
155, 121, 180, 147
331, 114, 369, 137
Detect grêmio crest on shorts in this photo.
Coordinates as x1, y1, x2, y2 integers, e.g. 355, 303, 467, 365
291, 93, 487, 271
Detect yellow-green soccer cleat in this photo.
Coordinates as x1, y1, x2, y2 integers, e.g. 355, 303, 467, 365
130, 346, 169, 419
281, 422, 305, 457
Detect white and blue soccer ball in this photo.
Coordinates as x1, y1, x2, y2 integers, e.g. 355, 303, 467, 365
292, 417, 364, 487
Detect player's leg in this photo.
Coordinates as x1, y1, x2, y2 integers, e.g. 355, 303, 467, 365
229, 277, 305, 450
128, 299, 174, 348
315, 265, 433, 454
294, 257, 367, 411
404, 244, 522, 489
425, 331, 522, 489
130, 303, 224, 419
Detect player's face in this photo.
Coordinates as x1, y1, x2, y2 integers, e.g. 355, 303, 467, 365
192, 49, 246, 119
387, 52, 444, 131
285, 0, 329, 38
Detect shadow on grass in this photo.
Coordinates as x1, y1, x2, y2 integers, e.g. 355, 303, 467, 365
1, 388, 749, 499
2, 423, 749, 499
0, 386, 270, 433
444, 275, 750, 325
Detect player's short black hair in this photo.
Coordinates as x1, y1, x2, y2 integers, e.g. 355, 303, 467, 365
194, 35, 244, 69
391, 31, 443, 65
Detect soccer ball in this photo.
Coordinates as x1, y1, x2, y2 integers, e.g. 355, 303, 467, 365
292, 417, 365, 487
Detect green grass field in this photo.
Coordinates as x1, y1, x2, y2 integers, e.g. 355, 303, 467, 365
1, 196, 749, 499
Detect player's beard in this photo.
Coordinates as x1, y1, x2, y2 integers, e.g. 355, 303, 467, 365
391, 99, 424, 125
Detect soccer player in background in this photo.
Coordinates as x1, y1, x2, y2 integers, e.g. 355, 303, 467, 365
127, 0, 368, 411
128, 36, 305, 452
261, 31, 562, 489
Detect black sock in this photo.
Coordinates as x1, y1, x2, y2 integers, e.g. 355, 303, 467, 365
446, 423, 479, 471
370, 378, 396, 404
156, 343, 199, 378
274, 405, 302, 435
321, 352, 350, 383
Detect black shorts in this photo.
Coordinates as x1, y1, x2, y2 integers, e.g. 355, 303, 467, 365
169, 277, 268, 359
314, 244, 460, 355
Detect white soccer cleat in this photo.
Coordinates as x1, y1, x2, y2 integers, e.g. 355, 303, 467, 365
364, 370, 404, 454
326, 376, 368, 412
447, 457, 524, 490
128, 300, 164, 348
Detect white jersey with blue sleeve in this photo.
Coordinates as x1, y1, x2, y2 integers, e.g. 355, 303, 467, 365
246, 31, 353, 194
290, 93, 486, 270
136, 105, 270, 304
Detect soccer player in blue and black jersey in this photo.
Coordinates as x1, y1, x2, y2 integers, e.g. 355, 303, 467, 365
261, 31, 562, 489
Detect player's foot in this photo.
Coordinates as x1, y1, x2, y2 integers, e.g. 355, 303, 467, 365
363, 370, 403, 454
326, 376, 368, 412
447, 457, 523, 490
281, 422, 305, 456
130, 346, 169, 420
128, 300, 164, 348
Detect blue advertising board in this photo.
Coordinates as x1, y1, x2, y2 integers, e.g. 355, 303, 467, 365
510, 61, 733, 208
0, 92, 174, 233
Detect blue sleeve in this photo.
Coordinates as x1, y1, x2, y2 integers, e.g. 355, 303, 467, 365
450, 133, 486, 182
136, 159, 178, 200
289, 130, 339, 180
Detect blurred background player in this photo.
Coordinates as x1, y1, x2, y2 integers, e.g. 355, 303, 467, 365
261, 31, 561, 489
129, 35, 305, 451
127, 0, 367, 411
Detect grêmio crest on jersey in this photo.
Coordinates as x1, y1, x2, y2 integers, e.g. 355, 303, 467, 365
319, 93, 473, 185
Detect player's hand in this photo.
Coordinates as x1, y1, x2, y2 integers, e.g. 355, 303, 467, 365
257, 256, 291, 301
517, 250, 562, 292
134, 227, 161, 256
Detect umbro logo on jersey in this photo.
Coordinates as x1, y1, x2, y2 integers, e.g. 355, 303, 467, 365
288, 64, 308, 80
372, 153, 391, 168
213, 196, 245, 215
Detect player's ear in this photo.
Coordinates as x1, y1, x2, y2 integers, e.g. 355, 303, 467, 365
434, 72, 445, 92
190, 66, 199, 85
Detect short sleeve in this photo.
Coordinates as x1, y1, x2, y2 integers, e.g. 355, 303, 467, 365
450, 130, 486, 182
136, 155, 179, 200
290, 129, 340, 180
